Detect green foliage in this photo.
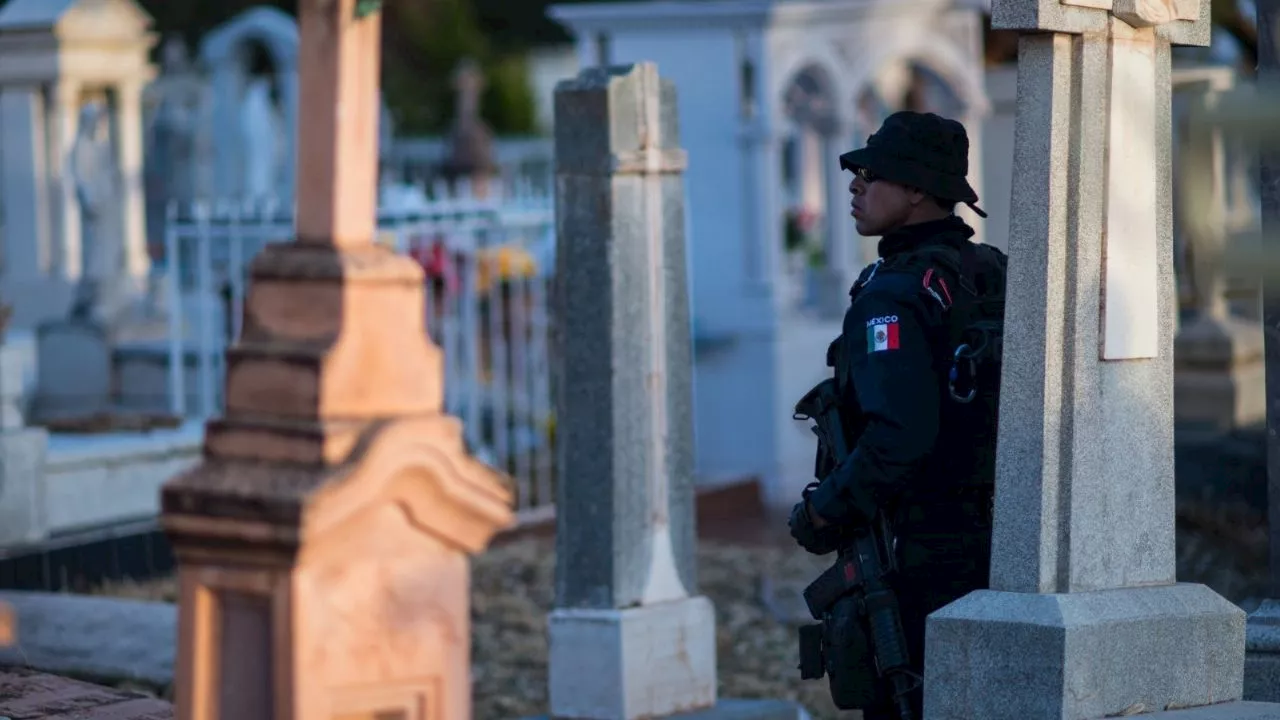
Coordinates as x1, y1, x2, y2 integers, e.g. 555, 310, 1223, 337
133, 0, 539, 136
482, 54, 538, 135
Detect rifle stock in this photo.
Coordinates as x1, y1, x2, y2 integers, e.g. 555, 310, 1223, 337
794, 378, 920, 720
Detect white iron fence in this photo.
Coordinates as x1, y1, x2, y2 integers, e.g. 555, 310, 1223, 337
161, 183, 557, 516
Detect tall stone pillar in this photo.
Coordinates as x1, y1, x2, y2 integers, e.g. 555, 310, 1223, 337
546, 63, 715, 720
0, 86, 55, 290
544, 63, 805, 720
114, 79, 151, 284
922, 1, 1254, 718
53, 81, 82, 280
161, 1, 513, 718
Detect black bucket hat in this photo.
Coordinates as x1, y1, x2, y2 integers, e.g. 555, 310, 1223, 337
839, 111, 987, 218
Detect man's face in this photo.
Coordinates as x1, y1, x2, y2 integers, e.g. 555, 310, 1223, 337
848, 167, 919, 237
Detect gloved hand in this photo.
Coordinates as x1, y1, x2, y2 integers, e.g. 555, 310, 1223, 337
789, 487, 843, 555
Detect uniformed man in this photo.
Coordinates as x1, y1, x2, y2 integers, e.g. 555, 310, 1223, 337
788, 110, 1002, 719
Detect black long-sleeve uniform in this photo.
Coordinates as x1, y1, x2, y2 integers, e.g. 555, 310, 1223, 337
803, 215, 995, 720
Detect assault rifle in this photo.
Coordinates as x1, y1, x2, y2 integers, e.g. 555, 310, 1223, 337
793, 378, 921, 720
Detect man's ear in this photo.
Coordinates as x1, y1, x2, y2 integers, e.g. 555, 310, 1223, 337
905, 186, 927, 206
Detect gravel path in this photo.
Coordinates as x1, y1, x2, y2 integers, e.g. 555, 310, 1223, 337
91, 498, 1268, 720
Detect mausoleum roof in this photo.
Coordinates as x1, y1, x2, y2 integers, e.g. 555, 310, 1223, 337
0, 0, 151, 33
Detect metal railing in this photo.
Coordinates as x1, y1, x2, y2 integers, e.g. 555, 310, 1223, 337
161, 181, 557, 515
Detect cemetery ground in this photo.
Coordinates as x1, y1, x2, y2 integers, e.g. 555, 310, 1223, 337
67, 443, 1267, 720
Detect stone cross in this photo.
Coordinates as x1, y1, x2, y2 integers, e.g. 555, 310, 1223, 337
443, 57, 497, 198
546, 63, 716, 720
923, 1, 1251, 718
161, 1, 512, 719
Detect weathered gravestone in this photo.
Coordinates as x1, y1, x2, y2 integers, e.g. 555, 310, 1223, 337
921, 0, 1271, 718
160, 1, 513, 719
544, 63, 805, 720
31, 320, 112, 421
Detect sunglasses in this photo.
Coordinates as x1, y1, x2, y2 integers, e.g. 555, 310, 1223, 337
852, 166, 881, 183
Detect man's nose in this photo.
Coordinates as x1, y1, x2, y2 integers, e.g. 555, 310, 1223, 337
849, 177, 863, 195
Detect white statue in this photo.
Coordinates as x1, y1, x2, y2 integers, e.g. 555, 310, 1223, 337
238, 77, 281, 202
68, 100, 125, 324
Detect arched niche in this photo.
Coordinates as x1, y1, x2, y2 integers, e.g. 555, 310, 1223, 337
199, 7, 299, 203
853, 60, 969, 140
778, 62, 841, 282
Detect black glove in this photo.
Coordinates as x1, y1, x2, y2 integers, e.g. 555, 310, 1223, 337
789, 490, 843, 556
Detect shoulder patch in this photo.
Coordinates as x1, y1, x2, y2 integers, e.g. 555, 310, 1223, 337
865, 315, 900, 353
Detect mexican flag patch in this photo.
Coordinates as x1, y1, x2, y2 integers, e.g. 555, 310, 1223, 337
866, 319, 900, 353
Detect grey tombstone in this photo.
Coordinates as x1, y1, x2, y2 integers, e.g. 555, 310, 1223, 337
544, 63, 804, 720
921, 1, 1262, 718
31, 319, 111, 422
1244, 0, 1280, 702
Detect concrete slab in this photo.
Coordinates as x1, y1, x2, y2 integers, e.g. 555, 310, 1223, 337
0, 591, 175, 686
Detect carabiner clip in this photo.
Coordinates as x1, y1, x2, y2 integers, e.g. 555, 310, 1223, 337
948, 344, 978, 404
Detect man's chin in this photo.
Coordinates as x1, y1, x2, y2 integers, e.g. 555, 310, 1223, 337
853, 219, 878, 237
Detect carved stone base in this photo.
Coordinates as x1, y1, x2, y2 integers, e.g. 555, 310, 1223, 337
1174, 312, 1265, 432
206, 242, 446, 464
548, 597, 717, 720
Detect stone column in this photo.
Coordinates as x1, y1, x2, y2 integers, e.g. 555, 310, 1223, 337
546, 63, 716, 720
114, 79, 151, 285
1243, 0, 1280, 702
53, 80, 82, 281
922, 2, 1252, 718
0, 86, 54, 297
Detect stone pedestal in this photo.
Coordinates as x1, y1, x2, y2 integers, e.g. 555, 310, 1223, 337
1245, 601, 1280, 702
930, 585, 1242, 718
922, 3, 1254, 719
549, 599, 717, 718
1175, 313, 1266, 432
